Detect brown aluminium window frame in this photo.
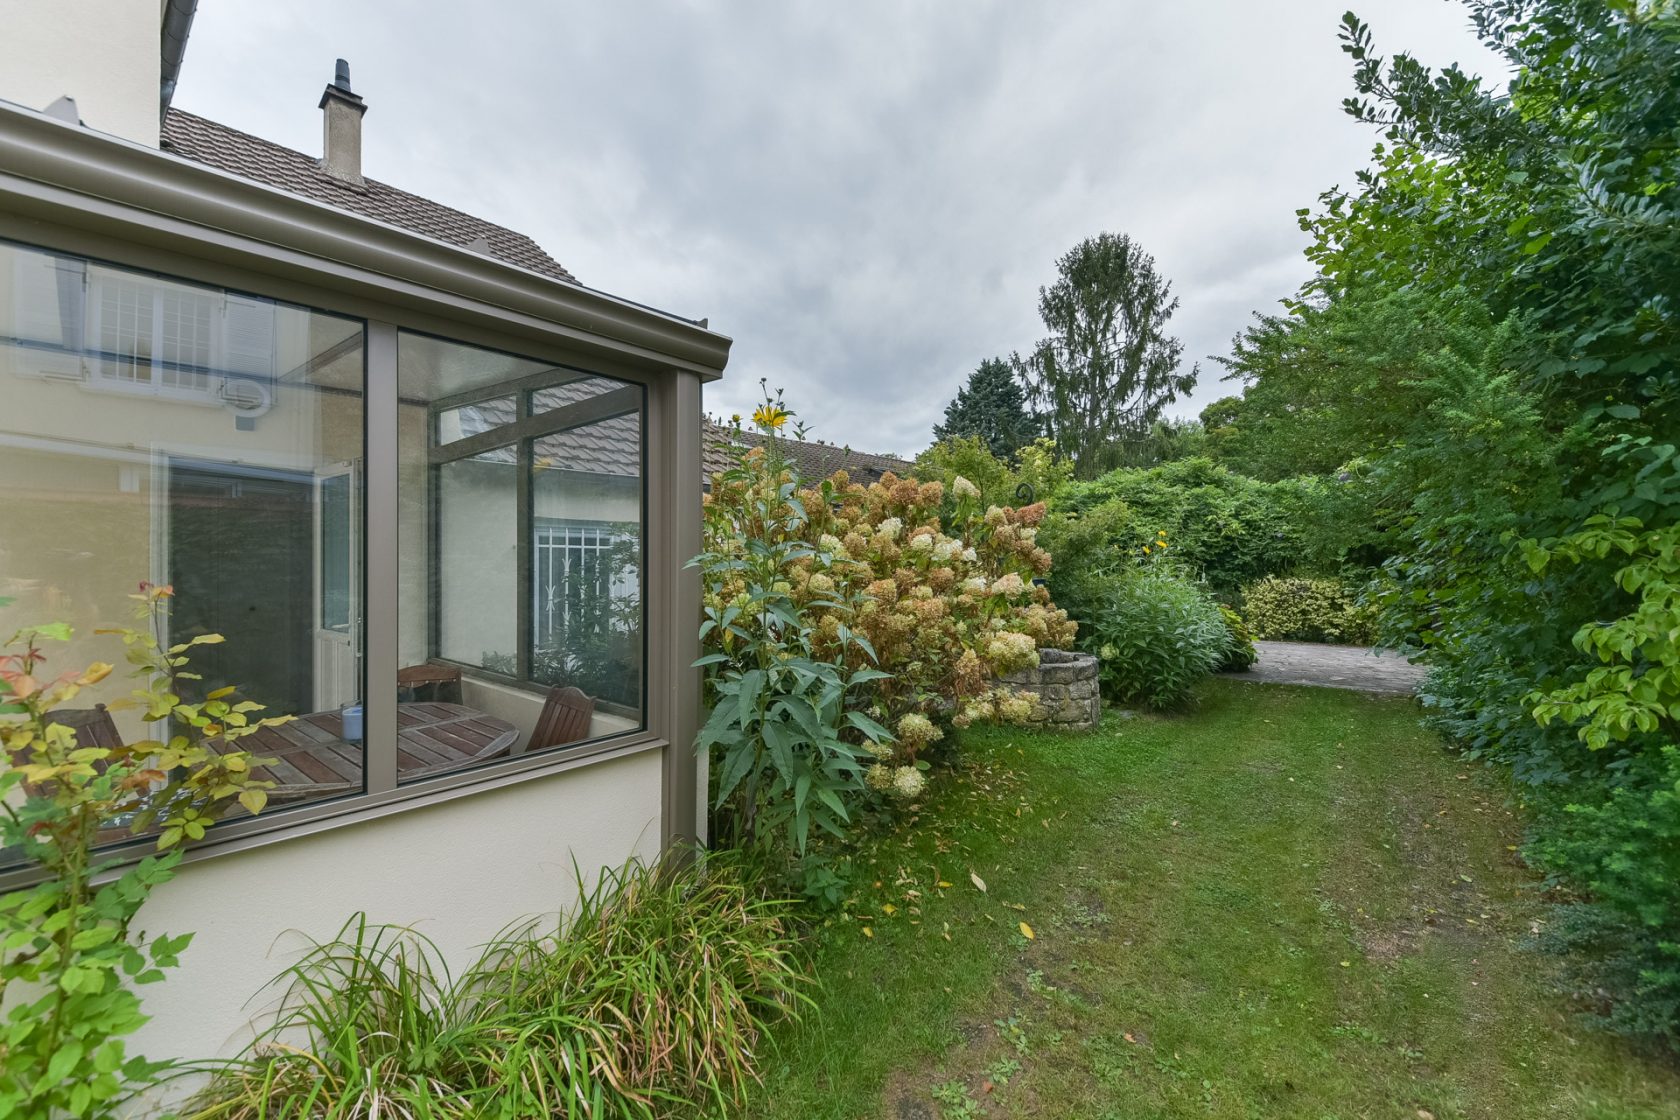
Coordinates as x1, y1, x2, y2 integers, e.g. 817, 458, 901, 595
416, 332, 649, 723
0, 101, 724, 883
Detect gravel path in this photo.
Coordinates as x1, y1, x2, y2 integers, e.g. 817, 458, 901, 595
1221, 640, 1426, 695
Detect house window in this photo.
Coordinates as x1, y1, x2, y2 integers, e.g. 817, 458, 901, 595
0, 239, 368, 842
397, 333, 645, 783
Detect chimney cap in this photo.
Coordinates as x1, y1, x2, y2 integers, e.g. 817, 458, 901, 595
319, 58, 366, 110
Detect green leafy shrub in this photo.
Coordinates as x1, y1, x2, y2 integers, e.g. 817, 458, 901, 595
913, 435, 1072, 511
1217, 605, 1258, 672
1052, 457, 1346, 599
1083, 566, 1227, 710
188, 851, 810, 1119
0, 586, 280, 1118
1241, 576, 1376, 645
1528, 746, 1680, 1045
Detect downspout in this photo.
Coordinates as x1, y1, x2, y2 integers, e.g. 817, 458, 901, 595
160, 0, 200, 123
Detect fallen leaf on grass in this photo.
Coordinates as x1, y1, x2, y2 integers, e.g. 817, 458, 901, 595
1019, 922, 1035, 940
971, 871, 988, 893
1123, 1032, 1137, 1044
862, 927, 874, 939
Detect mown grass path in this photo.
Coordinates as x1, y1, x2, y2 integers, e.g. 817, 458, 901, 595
747, 681, 1680, 1120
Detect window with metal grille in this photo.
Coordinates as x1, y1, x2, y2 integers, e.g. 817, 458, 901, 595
533, 519, 634, 649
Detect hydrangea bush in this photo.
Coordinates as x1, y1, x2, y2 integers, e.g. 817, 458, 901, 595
700, 389, 1075, 841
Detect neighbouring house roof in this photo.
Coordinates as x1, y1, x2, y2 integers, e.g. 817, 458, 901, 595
161, 108, 577, 284
450, 379, 641, 477
702, 421, 917, 488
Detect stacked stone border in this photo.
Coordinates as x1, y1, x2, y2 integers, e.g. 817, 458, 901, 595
996, 648, 1101, 732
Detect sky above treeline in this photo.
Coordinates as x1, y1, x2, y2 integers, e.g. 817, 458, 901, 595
177, 1, 1506, 458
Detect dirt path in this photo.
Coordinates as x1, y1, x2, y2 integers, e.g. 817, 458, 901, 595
1222, 639, 1425, 695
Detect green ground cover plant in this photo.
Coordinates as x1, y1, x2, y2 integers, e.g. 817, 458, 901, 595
742, 681, 1680, 1119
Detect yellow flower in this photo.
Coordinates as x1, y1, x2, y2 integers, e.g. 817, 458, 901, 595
730, 413, 742, 424
752, 404, 789, 430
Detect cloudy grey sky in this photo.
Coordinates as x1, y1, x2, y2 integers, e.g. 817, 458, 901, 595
176, 2, 1504, 457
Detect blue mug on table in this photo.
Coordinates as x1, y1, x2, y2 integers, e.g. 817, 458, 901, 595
342, 702, 364, 743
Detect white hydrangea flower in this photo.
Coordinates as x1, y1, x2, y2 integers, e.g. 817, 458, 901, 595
990, 573, 1026, 597
891, 766, 926, 800
952, 475, 981, 500
908, 534, 935, 553
961, 547, 978, 564
962, 576, 989, 595
818, 533, 844, 553
875, 517, 903, 541
933, 539, 959, 561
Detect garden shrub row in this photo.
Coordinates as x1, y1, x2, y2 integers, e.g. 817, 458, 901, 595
1240, 576, 1377, 646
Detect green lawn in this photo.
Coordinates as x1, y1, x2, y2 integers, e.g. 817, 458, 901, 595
746, 680, 1680, 1120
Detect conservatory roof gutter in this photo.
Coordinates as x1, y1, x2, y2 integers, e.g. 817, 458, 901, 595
0, 99, 733, 381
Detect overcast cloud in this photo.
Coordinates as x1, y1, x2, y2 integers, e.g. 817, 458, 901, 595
176, 2, 1505, 457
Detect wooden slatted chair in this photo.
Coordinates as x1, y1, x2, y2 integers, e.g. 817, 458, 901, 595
15, 705, 124, 797
529, 686, 594, 752
397, 662, 463, 705
42, 703, 123, 751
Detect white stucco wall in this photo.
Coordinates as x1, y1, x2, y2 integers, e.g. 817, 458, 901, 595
0, 0, 162, 146
126, 747, 664, 1078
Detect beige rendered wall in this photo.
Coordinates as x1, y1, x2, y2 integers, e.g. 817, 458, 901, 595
0, 0, 163, 146
126, 748, 664, 1088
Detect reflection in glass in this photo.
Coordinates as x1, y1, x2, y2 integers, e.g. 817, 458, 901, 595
0, 239, 367, 838
397, 333, 644, 784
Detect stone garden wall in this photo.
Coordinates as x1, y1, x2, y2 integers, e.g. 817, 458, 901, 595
995, 648, 1101, 732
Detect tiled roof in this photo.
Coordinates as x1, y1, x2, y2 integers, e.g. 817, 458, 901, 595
453, 378, 640, 477
702, 421, 916, 488
161, 108, 576, 284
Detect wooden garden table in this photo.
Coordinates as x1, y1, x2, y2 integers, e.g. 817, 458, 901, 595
231, 702, 521, 799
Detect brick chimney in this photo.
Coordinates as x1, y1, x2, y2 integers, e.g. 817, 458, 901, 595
318, 59, 366, 185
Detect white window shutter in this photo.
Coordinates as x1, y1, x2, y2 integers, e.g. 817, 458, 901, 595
222, 293, 275, 377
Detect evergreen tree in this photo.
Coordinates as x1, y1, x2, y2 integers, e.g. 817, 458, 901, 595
1016, 233, 1197, 479
932, 357, 1039, 460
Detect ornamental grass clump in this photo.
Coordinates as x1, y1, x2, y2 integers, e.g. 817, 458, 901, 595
186, 851, 809, 1120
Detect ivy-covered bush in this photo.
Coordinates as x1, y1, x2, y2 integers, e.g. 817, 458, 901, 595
1241, 576, 1376, 645
1082, 564, 1228, 710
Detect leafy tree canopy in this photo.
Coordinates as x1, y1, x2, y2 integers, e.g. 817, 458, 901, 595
1015, 232, 1198, 480
932, 357, 1040, 461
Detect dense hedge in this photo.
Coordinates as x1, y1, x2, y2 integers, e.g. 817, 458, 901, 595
1241, 576, 1376, 646
1050, 458, 1346, 599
